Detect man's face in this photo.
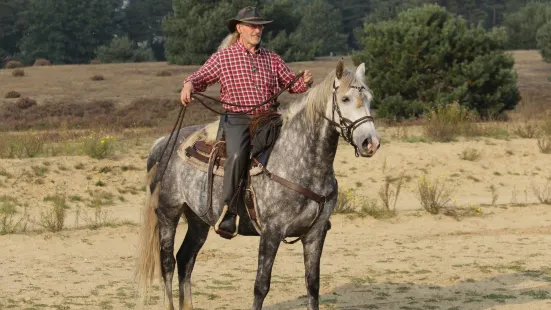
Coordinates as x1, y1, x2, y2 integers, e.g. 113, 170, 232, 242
237, 23, 264, 46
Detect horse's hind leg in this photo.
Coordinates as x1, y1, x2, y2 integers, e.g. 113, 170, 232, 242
156, 205, 183, 310
301, 224, 329, 310
176, 205, 210, 310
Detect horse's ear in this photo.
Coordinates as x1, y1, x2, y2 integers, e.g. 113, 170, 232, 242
335, 60, 344, 79
355, 63, 366, 80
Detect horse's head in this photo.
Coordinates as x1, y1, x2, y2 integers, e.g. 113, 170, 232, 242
326, 61, 381, 157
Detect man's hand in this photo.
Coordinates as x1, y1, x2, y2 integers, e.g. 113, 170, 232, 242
302, 70, 313, 87
181, 82, 194, 106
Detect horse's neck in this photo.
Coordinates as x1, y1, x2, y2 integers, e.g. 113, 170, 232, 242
269, 106, 339, 180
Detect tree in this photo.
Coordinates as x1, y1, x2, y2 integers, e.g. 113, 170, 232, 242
353, 5, 520, 120
293, 0, 348, 57
328, 0, 370, 49
0, 0, 30, 57
537, 21, 551, 62
503, 2, 551, 49
19, 0, 123, 64
163, 0, 233, 65
122, 0, 172, 60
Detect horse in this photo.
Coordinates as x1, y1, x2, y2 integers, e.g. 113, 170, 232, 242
134, 61, 381, 310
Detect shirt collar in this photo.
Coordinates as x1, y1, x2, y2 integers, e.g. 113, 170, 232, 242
236, 39, 265, 55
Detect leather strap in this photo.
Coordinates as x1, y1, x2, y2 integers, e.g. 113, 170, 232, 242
195, 140, 227, 158
185, 145, 226, 166
205, 142, 223, 218
252, 158, 337, 205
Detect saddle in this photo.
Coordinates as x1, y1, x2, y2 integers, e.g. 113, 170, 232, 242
177, 113, 337, 241
179, 113, 283, 234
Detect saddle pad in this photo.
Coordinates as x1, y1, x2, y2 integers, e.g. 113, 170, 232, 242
177, 122, 263, 177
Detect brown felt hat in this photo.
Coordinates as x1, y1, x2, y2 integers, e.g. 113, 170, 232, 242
227, 6, 272, 33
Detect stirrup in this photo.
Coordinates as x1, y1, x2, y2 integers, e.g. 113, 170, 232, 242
214, 205, 240, 239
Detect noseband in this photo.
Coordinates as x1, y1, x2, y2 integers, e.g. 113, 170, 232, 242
321, 81, 375, 157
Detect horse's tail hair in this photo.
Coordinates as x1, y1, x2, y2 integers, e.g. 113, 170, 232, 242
134, 162, 162, 305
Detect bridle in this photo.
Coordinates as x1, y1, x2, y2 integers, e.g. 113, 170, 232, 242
321, 80, 375, 157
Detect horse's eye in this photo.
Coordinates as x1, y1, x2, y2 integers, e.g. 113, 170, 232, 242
342, 96, 350, 102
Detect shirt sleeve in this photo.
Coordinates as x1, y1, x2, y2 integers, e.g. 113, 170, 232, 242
183, 53, 221, 92
275, 55, 307, 94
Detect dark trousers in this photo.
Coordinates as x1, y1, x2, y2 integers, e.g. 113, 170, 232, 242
219, 114, 251, 212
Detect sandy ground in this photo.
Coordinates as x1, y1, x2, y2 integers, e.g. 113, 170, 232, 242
1, 134, 551, 309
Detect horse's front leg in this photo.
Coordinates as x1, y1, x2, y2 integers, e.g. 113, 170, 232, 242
301, 221, 329, 310
251, 231, 282, 310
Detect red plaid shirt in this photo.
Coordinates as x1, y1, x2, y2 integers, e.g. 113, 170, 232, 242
184, 40, 308, 114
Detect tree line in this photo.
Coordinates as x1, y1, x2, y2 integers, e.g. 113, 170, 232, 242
1, 0, 550, 65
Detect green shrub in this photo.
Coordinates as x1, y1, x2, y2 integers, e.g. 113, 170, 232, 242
95, 37, 153, 63
83, 134, 116, 159
536, 22, 551, 63
353, 5, 520, 120
132, 47, 154, 62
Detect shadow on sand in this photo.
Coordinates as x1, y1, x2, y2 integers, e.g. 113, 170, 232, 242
265, 270, 551, 310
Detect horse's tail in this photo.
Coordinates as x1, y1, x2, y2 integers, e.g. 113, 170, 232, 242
134, 145, 163, 304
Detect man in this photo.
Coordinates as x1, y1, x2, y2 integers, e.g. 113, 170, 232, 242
181, 6, 313, 239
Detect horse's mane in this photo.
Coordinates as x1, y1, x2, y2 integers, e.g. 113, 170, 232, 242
283, 68, 363, 126
218, 32, 239, 51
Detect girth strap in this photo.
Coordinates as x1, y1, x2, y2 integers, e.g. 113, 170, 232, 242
252, 158, 338, 244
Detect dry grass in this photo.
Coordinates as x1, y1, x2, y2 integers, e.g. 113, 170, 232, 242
156, 70, 172, 77
532, 181, 551, 204
537, 135, 551, 153
0, 196, 29, 234
416, 174, 454, 214
458, 147, 481, 161
39, 193, 68, 232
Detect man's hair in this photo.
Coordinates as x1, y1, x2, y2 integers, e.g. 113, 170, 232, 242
218, 32, 240, 51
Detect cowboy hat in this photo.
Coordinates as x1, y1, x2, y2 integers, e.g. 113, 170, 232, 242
227, 6, 272, 33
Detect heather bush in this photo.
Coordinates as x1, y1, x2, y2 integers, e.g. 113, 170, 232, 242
12, 68, 24, 77
16, 97, 37, 110
91, 74, 104, 81
33, 58, 51, 66
5, 60, 23, 69
4, 91, 21, 99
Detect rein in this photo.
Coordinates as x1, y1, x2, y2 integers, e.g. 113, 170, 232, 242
190, 72, 305, 116
155, 72, 305, 184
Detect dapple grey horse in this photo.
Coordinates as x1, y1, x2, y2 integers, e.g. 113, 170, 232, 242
135, 61, 381, 310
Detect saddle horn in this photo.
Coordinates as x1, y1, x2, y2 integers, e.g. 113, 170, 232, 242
335, 60, 344, 79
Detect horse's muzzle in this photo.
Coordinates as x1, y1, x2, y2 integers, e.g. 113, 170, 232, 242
358, 136, 380, 157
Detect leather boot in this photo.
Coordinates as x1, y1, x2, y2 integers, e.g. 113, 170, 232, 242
215, 205, 239, 239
